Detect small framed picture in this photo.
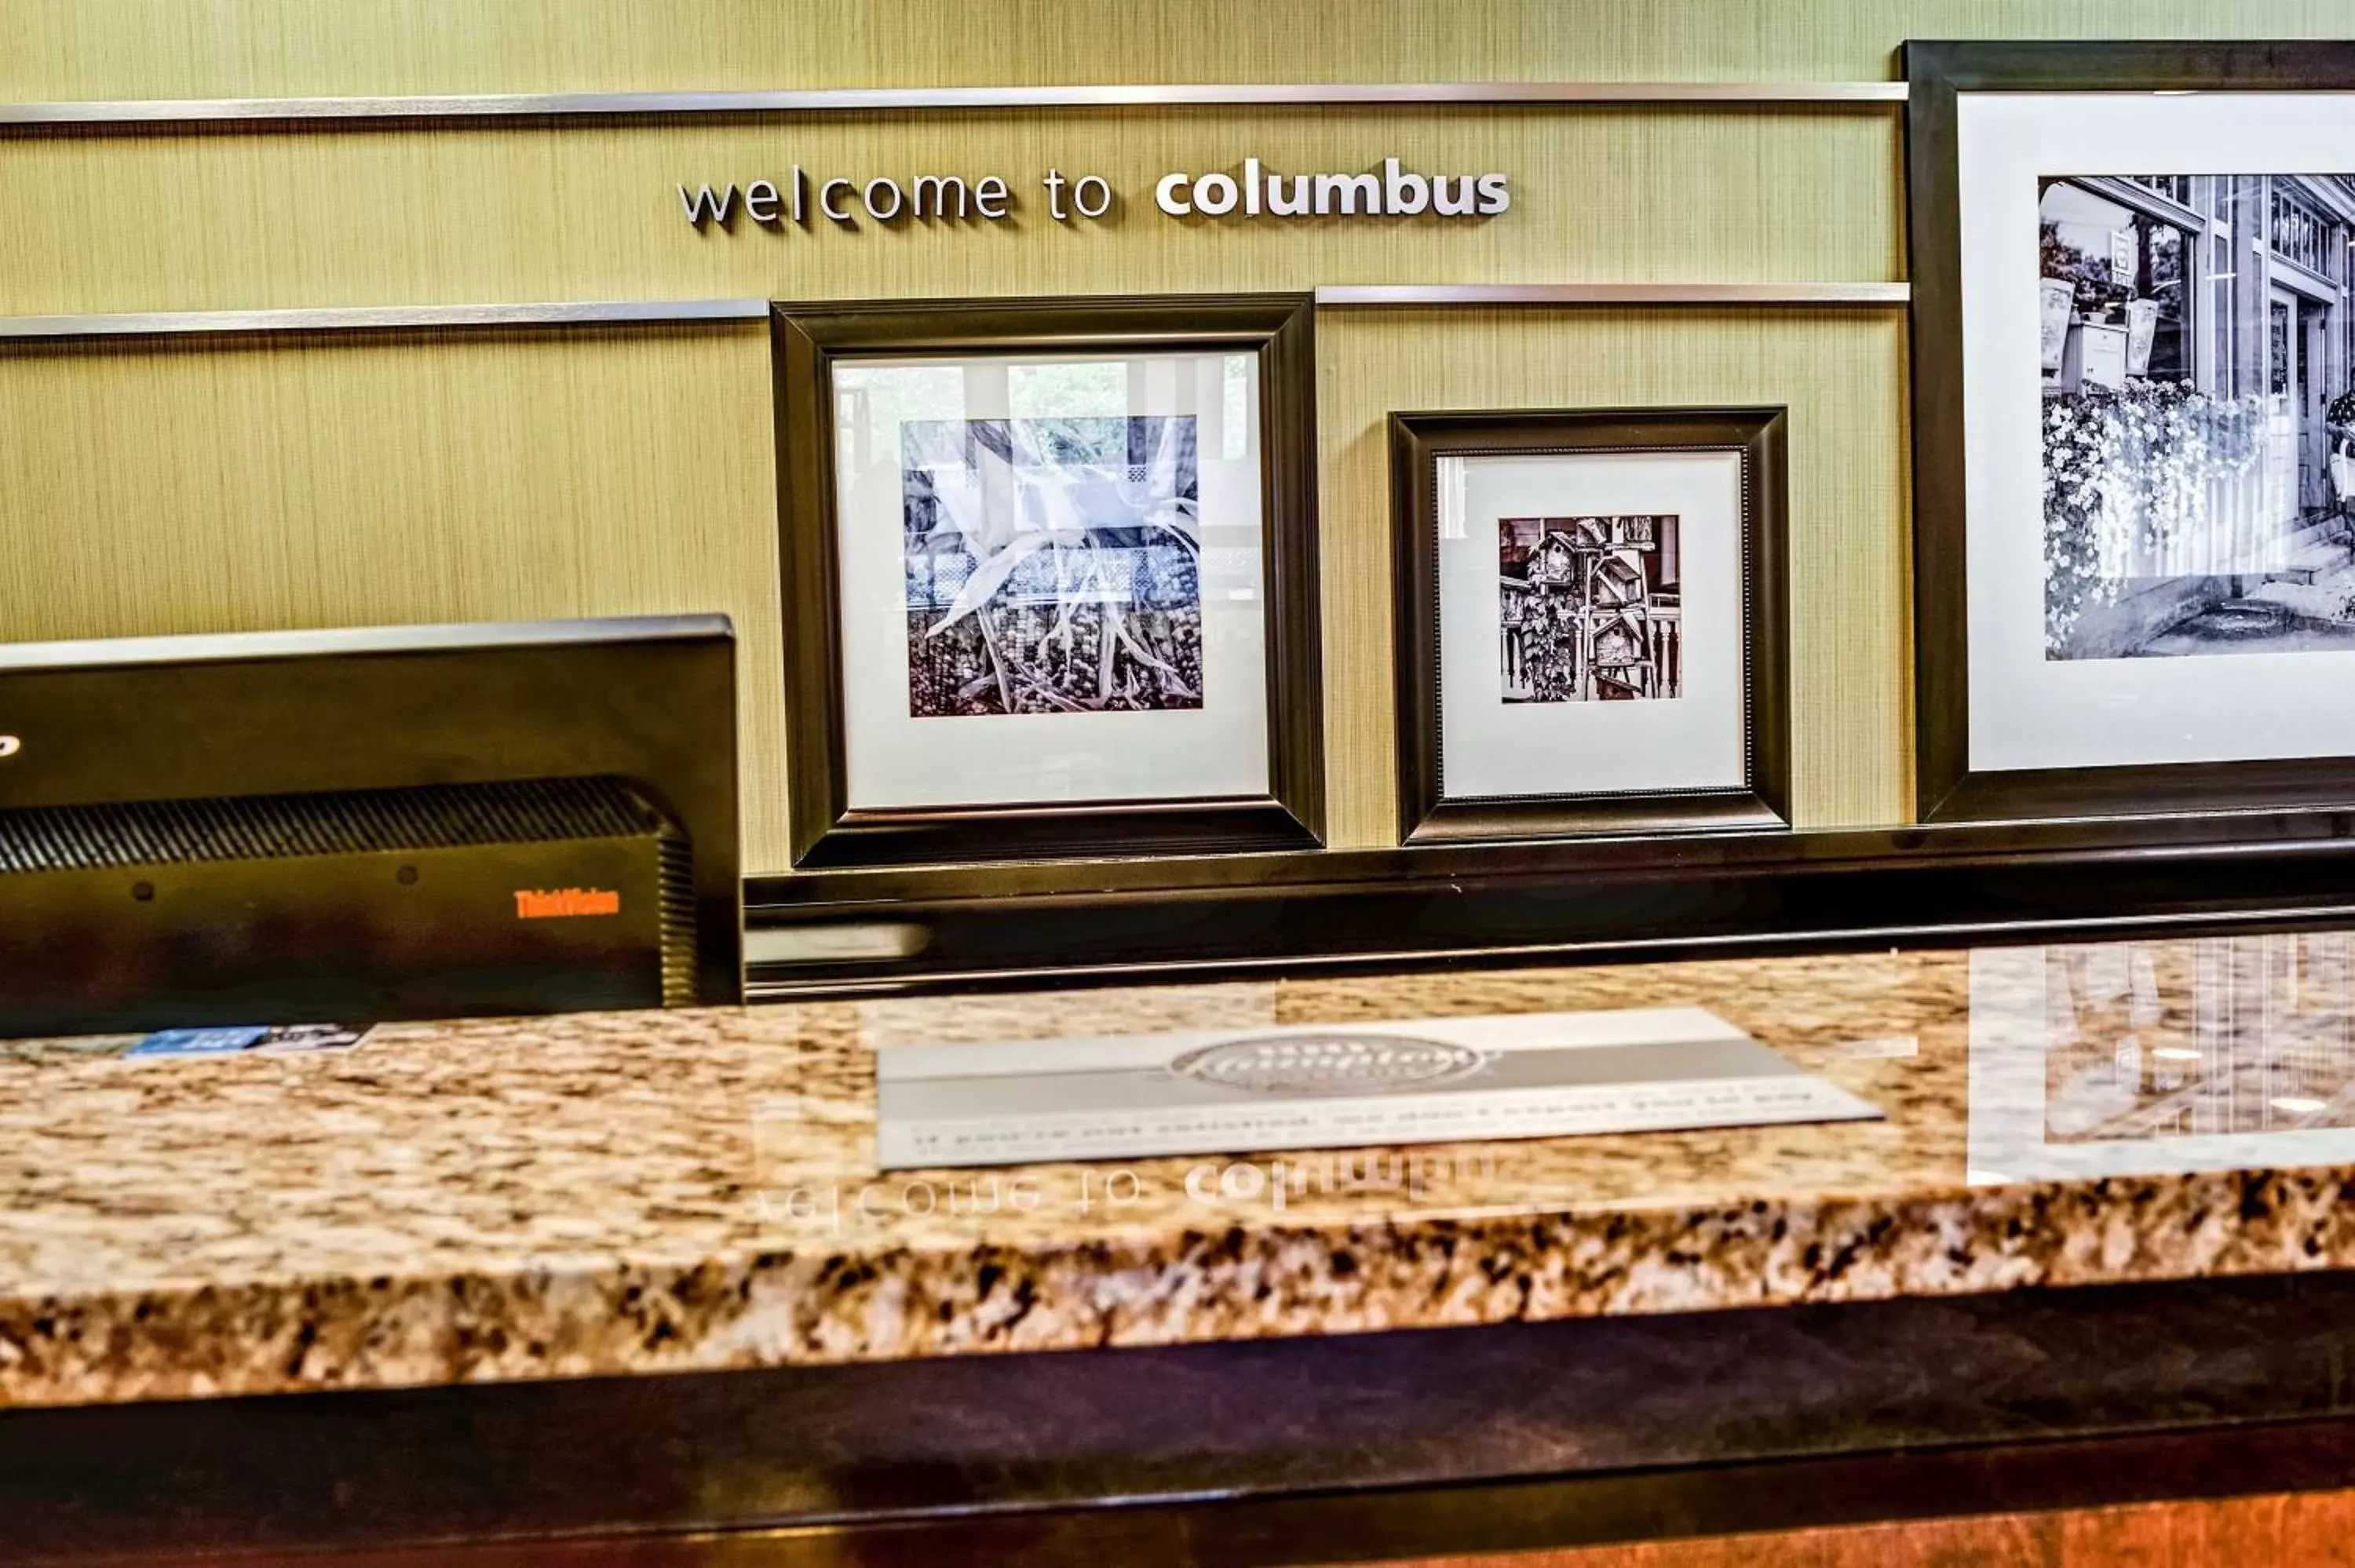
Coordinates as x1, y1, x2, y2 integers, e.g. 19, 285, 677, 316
1909, 41, 2355, 822
1389, 407, 1791, 844
773, 294, 1323, 869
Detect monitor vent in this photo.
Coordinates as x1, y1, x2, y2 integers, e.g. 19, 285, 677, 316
0, 777, 666, 873
656, 833, 697, 1008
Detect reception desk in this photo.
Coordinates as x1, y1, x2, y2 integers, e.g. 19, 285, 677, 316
13, 932, 2355, 1563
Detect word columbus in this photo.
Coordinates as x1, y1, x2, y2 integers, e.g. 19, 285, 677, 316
1156, 159, 1510, 217
677, 160, 1509, 227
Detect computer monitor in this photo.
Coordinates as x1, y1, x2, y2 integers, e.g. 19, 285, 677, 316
0, 615, 740, 1036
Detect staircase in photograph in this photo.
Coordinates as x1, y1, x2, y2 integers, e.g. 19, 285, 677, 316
2249, 511, 2355, 621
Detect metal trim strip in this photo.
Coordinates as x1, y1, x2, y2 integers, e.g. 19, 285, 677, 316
0, 299, 773, 339
0, 288, 1909, 339
1316, 282, 1911, 305
0, 615, 737, 673
1, 81, 1908, 127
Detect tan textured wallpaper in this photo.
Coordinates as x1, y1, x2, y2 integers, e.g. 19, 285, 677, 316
13, 1, 2355, 97
1319, 308, 1910, 844
0, 0, 2275, 872
0, 329, 794, 864
0, 111, 1898, 315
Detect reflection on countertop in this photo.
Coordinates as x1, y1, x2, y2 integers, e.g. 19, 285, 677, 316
1970, 932, 2355, 1180
9, 933, 2355, 1409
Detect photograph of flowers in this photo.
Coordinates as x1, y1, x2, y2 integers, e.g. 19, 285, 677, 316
2040, 173, 2355, 663
902, 415, 1204, 717
1497, 514, 1682, 703
1907, 42, 2355, 821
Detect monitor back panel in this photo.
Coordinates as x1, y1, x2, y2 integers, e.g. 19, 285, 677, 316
0, 617, 740, 1031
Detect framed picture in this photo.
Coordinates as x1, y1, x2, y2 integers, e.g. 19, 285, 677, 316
1909, 41, 2355, 822
773, 294, 1323, 869
1389, 407, 1790, 844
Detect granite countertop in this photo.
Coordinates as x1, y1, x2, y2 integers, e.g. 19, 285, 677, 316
9, 929, 2355, 1409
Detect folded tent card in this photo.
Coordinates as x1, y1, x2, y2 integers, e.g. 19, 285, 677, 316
874, 1005, 1880, 1171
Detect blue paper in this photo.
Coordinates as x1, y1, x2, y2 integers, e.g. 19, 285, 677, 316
127, 1026, 268, 1058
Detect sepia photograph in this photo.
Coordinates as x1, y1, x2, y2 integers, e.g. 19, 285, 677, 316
1497, 514, 1682, 702
2040, 172, 2355, 660
901, 414, 1205, 717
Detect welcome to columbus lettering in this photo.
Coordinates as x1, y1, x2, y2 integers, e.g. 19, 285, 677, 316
678, 159, 1510, 229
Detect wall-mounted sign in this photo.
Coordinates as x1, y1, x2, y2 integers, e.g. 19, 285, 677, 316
679, 159, 1510, 232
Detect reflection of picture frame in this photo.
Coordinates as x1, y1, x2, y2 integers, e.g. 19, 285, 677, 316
1965, 934, 2355, 1183
773, 295, 1323, 869
1390, 408, 1790, 844
1909, 42, 2355, 823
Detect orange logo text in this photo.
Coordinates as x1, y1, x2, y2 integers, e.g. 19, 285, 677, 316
513, 888, 622, 919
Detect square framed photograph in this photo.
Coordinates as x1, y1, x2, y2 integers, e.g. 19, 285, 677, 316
773, 294, 1323, 869
1389, 407, 1790, 844
1909, 41, 2355, 822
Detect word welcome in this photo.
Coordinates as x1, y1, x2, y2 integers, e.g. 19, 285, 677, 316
680, 166, 1100, 227
677, 159, 1510, 229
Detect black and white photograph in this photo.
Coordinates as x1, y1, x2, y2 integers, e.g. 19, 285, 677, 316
776, 297, 1320, 866
1389, 409, 1789, 845
1910, 49, 2355, 815
1497, 513, 1681, 703
901, 414, 1204, 717
2039, 172, 2355, 662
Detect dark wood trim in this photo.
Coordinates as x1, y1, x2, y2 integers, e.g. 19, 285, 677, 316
1903, 41, 1967, 823
24, 1272, 2355, 1565
1391, 407, 1791, 845
1904, 40, 2355, 825
248, 1420, 2355, 1566
771, 294, 1324, 870
745, 808, 2355, 996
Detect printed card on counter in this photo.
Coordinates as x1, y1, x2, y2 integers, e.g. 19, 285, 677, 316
125, 1023, 373, 1061
874, 1006, 1881, 1170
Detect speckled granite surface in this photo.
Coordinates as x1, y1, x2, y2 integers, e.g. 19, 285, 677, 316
9, 932, 2355, 1409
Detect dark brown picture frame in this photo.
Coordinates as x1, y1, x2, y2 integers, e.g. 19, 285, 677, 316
772, 294, 1324, 870
1907, 40, 2355, 824
1390, 407, 1791, 846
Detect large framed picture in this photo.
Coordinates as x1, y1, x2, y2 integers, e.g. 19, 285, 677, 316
1389, 408, 1790, 844
772, 294, 1322, 869
1909, 42, 2355, 822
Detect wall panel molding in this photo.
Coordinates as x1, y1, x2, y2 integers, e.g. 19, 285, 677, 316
0, 301, 772, 341
1316, 283, 1908, 307
0, 288, 1909, 342
0, 81, 1907, 130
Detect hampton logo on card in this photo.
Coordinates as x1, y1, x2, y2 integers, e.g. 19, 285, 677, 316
874, 1007, 1882, 1170
1170, 1032, 1488, 1096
